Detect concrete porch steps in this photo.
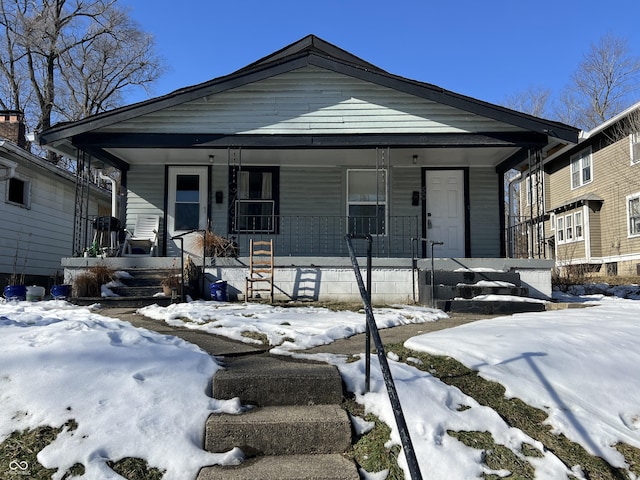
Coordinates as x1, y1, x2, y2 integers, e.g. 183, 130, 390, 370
198, 354, 359, 480
198, 454, 359, 480
212, 355, 344, 407
70, 267, 176, 308
422, 270, 547, 314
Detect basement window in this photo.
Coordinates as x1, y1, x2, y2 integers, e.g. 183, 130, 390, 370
6, 175, 31, 208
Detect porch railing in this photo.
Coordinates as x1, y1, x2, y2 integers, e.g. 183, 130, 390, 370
345, 233, 423, 480
507, 215, 548, 259
233, 215, 419, 257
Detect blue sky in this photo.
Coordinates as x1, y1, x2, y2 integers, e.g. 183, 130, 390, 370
120, 0, 640, 109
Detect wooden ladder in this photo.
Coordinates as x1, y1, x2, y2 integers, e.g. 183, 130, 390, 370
245, 239, 274, 303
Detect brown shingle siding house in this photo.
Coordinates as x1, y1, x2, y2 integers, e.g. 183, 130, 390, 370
544, 101, 640, 276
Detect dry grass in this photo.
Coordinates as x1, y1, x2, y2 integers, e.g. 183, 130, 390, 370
0, 419, 164, 479
388, 343, 639, 480
72, 263, 114, 297
343, 395, 404, 478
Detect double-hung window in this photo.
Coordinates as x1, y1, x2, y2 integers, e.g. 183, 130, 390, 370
556, 209, 585, 244
628, 193, 640, 237
347, 169, 387, 235
230, 167, 279, 233
570, 148, 592, 189
556, 216, 564, 242
631, 132, 640, 165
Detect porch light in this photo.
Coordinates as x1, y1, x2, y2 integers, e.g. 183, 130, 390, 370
412, 155, 418, 164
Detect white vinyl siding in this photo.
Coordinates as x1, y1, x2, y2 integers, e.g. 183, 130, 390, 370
468, 167, 499, 257
100, 67, 526, 136
0, 158, 108, 278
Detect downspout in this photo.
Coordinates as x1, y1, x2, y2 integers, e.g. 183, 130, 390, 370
98, 170, 118, 219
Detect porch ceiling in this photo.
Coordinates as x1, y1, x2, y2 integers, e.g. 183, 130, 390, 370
104, 145, 520, 168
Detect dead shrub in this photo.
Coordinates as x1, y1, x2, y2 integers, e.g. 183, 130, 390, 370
72, 264, 114, 297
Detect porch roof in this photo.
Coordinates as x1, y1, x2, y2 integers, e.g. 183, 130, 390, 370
38, 34, 579, 172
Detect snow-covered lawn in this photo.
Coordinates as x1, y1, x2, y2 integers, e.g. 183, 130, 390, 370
1, 290, 640, 479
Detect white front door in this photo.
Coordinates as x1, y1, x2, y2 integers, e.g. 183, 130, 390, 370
425, 169, 465, 258
167, 166, 208, 254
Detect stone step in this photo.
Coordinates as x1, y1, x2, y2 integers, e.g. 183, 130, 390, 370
213, 355, 343, 406
205, 405, 352, 456
197, 454, 360, 480
437, 299, 547, 314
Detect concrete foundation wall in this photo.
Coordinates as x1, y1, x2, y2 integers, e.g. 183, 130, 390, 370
62, 256, 553, 304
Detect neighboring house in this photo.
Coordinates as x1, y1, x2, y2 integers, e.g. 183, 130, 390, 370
37, 35, 579, 302
541, 101, 640, 277
0, 110, 111, 287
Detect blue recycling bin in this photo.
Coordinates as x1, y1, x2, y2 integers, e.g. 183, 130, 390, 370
210, 280, 228, 301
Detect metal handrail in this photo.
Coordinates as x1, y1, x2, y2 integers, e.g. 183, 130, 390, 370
344, 233, 423, 480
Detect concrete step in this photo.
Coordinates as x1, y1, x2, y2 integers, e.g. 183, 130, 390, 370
437, 299, 547, 314
197, 454, 360, 480
109, 285, 163, 297
205, 405, 352, 456
70, 295, 172, 308
440, 285, 529, 300
424, 270, 522, 286
213, 355, 343, 406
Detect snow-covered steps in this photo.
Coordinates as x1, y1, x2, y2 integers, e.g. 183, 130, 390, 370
213, 355, 343, 406
437, 299, 546, 314
199, 354, 359, 480
198, 454, 359, 480
421, 270, 547, 314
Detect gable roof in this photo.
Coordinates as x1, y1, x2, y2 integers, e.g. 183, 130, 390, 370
38, 34, 579, 164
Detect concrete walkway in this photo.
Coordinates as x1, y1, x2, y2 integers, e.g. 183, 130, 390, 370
96, 306, 499, 357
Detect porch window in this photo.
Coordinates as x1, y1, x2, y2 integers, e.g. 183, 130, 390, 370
628, 193, 640, 237
347, 169, 387, 235
230, 166, 279, 233
174, 174, 200, 230
570, 148, 592, 189
6, 175, 30, 208
631, 132, 640, 164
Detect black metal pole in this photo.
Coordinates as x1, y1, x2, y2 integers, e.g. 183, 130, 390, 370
344, 233, 423, 480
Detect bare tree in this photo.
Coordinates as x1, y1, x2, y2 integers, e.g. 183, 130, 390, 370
561, 33, 640, 130
0, 0, 162, 139
502, 85, 553, 118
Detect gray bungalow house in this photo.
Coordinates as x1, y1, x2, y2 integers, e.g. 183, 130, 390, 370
38, 35, 578, 303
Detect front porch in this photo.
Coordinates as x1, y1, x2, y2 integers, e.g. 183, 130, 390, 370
62, 255, 554, 306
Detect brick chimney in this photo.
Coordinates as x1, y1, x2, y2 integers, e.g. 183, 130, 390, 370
0, 110, 27, 149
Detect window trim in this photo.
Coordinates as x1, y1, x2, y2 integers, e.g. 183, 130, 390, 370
556, 209, 585, 244
5, 174, 31, 209
627, 192, 640, 238
346, 168, 388, 236
228, 166, 279, 234
570, 148, 593, 189
630, 132, 640, 165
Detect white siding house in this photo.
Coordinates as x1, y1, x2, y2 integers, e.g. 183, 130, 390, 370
0, 111, 111, 287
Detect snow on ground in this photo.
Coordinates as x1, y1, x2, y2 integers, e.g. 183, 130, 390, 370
137, 302, 447, 351
1, 288, 640, 479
